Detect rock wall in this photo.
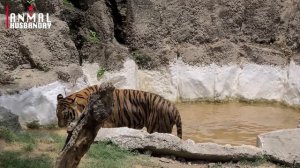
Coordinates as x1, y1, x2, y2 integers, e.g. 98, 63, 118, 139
3, 58, 300, 125
1, 0, 300, 91
123, 0, 300, 68
1, 0, 300, 124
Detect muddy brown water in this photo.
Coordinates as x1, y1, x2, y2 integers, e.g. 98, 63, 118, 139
175, 102, 300, 146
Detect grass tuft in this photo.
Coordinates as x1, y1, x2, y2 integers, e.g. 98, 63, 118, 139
0, 126, 17, 143
239, 157, 269, 167
80, 142, 147, 168
1, 130, 154, 168
23, 143, 35, 152
0, 151, 53, 168
0, 126, 38, 146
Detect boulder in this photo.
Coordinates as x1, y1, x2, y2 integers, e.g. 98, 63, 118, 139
96, 127, 264, 162
257, 129, 300, 167
0, 106, 21, 131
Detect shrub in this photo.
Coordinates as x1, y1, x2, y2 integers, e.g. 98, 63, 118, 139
132, 50, 152, 69
26, 120, 40, 129
96, 67, 106, 80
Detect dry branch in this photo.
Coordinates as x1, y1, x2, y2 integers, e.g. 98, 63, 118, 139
55, 82, 115, 168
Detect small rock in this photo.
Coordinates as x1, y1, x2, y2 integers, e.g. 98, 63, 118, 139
57, 71, 71, 82
39, 137, 55, 144
45, 146, 56, 152
159, 158, 171, 163
177, 157, 186, 162
20, 64, 32, 69
169, 155, 176, 160
38, 146, 56, 152
0, 73, 15, 85
208, 163, 216, 168
188, 162, 191, 165
143, 150, 152, 155
0, 106, 21, 131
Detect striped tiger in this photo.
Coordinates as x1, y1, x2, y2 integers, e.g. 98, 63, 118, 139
56, 85, 183, 138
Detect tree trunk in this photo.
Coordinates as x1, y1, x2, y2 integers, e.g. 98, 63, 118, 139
55, 82, 115, 168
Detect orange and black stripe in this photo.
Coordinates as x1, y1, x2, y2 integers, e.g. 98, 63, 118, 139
56, 85, 182, 138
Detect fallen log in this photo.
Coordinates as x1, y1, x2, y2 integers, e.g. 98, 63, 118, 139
55, 82, 115, 168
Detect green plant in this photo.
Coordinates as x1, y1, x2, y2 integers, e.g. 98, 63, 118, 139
0, 126, 38, 144
88, 30, 100, 43
0, 129, 156, 168
211, 162, 222, 168
239, 157, 269, 167
81, 142, 156, 168
0, 151, 53, 168
51, 133, 66, 150
132, 50, 152, 69
26, 120, 40, 129
23, 143, 35, 152
17, 132, 36, 144
63, 0, 73, 6
81, 142, 136, 168
27, 0, 35, 4
0, 127, 17, 143
96, 67, 106, 79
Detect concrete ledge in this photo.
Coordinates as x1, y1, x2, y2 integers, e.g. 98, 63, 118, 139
96, 127, 264, 162
257, 129, 300, 167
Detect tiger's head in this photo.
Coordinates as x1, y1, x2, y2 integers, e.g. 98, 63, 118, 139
56, 94, 78, 128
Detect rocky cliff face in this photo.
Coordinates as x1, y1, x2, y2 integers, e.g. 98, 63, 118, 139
0, 0, 300, 92
121, 0, 300, 66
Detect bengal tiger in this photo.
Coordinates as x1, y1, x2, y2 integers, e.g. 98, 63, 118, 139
56, 85, 182, 138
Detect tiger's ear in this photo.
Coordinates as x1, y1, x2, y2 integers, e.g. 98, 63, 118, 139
57, 94, 64, 101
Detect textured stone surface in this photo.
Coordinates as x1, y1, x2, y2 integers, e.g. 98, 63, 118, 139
0, 106, 21, 131
96, 127, 264, 162
257, 129, 300, 167
0, 16, 78, 71
122, 0, 300, 67
1, 0, 300, 92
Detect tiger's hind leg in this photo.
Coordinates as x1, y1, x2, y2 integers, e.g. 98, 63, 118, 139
155, 125, 173, 134
146, 112, 157, 134
146, 112, 173, 134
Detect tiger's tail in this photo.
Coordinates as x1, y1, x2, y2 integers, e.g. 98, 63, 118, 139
175, 109, 182, 139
